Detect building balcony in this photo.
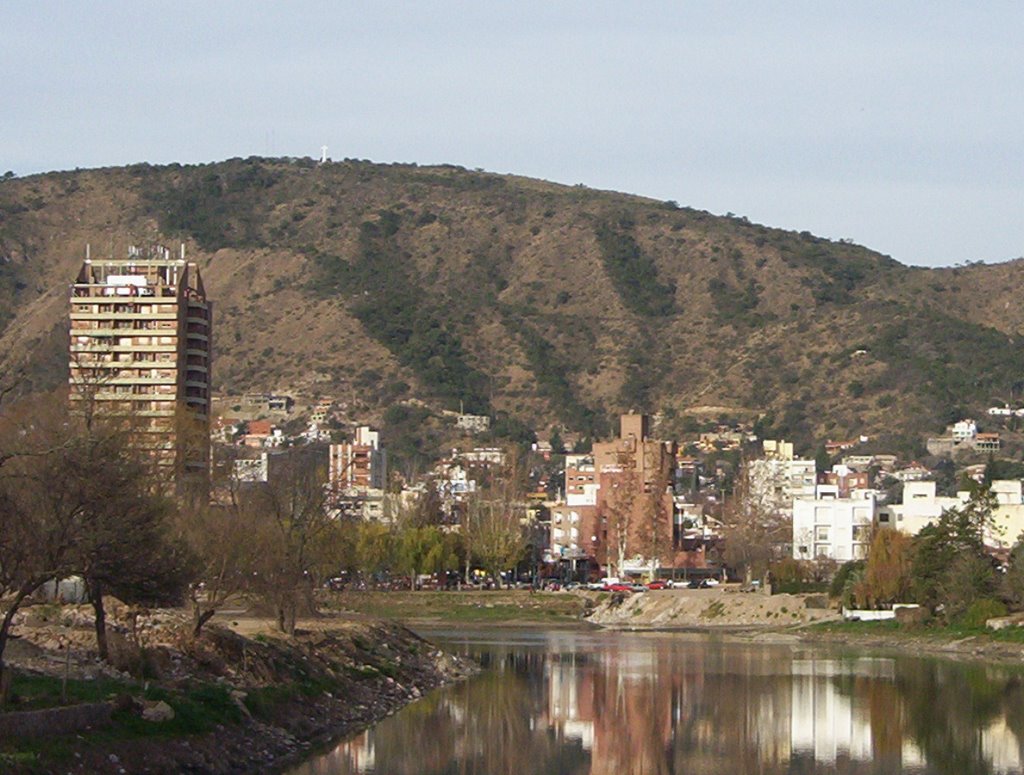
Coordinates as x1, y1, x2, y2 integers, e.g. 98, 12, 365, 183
70, 311, 178, 321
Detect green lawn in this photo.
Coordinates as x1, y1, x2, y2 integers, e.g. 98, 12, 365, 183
324, 590, 589, 624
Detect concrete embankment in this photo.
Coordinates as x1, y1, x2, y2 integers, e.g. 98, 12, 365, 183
583, 587, 840, 629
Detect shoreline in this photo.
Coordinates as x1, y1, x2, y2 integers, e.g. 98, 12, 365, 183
1, 614, 477, 774
589, 618, 1024, 665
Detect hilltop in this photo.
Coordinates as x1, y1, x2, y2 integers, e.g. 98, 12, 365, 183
1, 157, 1022, 455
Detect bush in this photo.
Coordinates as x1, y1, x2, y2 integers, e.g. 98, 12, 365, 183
957, 598, 1008, 629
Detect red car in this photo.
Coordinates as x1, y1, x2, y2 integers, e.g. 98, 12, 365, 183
646, 580, 669, 590
602, 582, 634, 592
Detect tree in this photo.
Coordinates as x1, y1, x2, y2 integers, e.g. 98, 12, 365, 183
463, 453, 528, 586
852, 529, 913, 609
245, 449, 334, 634
0, 394, 96, 702
177, 500, 260, 637
603, 471, 638, 579
1003, 534, 1024, 609
394, 526, 458, 590
355, 521, 395, 581
911, 488, 998, 618
720, 463, 791, 584
636, 486, 672, 580
814, 444, 831, 476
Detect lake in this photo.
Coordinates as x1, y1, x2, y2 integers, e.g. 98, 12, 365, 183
288, 627, 1024, 774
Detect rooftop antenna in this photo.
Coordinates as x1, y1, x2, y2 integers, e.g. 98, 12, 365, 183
320, 145, 328, 164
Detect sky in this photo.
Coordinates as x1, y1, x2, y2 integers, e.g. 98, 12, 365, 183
2, 2, 1022, 268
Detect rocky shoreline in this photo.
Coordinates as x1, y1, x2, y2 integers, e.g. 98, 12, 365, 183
1, 604, 476, 774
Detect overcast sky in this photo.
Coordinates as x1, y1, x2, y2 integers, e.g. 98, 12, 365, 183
2, 2, 1021, 268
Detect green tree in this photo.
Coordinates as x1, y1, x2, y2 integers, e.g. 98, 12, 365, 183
813, 444, 831, 476
394, 526, 457, 590
911, 488, 998, 619
1003, 534, 1024, 609
355, 522, 394, 579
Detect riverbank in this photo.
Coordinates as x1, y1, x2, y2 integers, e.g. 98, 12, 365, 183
789, 620, 1024, 664
323, 589, 594, 626
583, 586, 838, 629
0, 602, 475, 774
582, 587, 1024, 664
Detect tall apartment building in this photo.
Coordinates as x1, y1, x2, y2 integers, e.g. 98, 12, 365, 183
69, 247, 212, 491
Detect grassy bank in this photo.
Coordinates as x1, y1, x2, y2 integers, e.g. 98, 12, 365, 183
324, 590, 592, 625
792, 618, 1024, 664
0, 617, 474, 774
808, 618, 1024, 643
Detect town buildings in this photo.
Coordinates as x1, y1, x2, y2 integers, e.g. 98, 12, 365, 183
792, 485, 877, 562
746, 440, 817, 517
328, 426, 388, 519
69, 247, 212, 492
548, 414, 678, 578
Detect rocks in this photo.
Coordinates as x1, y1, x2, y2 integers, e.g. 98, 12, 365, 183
141, 700, 175, 722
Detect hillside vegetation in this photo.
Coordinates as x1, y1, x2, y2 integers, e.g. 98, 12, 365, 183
1, 157, 1022, 451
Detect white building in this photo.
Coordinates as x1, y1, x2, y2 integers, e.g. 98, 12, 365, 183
455, 413, 491, 434
792, 485, 877, 562
565, 454, 598, 506
748, 455, 817, 516
877, 481, 962, 536
951, 419, 978, 442
878, 479, 1024, 550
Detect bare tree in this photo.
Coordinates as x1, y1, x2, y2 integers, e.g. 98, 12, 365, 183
463, 453, 528, 587
720, 464, 791, 584
245, 450, 335, 634
0, 396, 93, 702
601, 460, 639, 579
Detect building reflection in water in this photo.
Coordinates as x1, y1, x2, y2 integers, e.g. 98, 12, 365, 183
289, 631, 1024, 775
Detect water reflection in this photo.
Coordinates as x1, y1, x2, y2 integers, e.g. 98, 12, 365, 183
289, 629, 1024, 775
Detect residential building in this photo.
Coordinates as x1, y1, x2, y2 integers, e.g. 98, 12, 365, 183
310, 399, 333, 425
242, 392, 293, 415
952, 419, 978, 442
975, 432, 1001, 452
242, 419, 276, 448
565, 454, 598, 506
328, 426, 387, 520
892, 462, 931, 482
329, 426, 387, 491
550, 454, 600, 568
820, 465, 870, 498
792, 485, 877, 562
455, 413, 491, 434
69, 247, 211, 492
592, 414, 676, 576
746, 440, 817, 516
878, 479, 1024, 549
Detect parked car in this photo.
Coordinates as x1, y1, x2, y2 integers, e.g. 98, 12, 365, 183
646, 580, 669, 590
687, 578, 718, 589
629, 583, 647, 593
603, 582, 634, 592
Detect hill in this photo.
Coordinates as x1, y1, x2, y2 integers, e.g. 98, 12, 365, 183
1, 157, 1022, 458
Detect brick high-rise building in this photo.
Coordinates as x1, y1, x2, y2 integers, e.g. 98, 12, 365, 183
69, 247, 212, 492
